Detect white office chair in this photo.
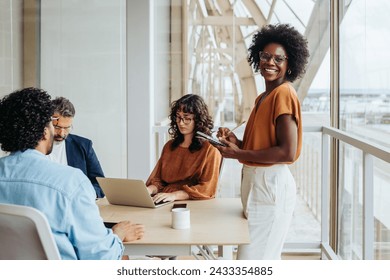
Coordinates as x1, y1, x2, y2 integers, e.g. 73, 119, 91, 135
0, 203, 61, 260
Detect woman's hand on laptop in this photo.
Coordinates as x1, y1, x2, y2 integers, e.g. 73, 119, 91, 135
147, 185, 158, 195
152, 192, 176, 203
112, 221, 145, 242
152, 190, 189, 203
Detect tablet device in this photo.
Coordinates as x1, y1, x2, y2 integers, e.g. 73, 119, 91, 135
196, 131, 227, 147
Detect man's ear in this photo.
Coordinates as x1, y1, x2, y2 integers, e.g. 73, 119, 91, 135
42, 126, 49, 140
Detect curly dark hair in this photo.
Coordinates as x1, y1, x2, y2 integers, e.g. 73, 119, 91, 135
247, 23, 309, 82
0, 87, 54, 152
168, 94, 214, 152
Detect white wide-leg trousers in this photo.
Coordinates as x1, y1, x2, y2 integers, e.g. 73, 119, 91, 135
237, 164, 296, 260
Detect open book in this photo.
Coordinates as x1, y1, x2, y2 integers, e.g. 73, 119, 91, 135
196, 131, 227, 147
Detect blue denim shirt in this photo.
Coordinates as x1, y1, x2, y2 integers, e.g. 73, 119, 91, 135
0, 149, 124, 260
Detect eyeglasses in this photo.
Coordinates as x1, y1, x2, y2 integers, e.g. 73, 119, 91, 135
51, 117, 72, 133
259, 51, 288, 65
175, 115, 193, 125
53, 124, 73, 133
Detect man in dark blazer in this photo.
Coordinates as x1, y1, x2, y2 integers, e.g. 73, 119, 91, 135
47, 97, 105, 198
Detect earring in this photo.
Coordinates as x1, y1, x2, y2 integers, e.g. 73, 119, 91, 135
287, 69, 292, 75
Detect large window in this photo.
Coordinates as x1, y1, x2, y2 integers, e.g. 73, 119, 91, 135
338, 0, 390, 259
339, 0, 390, 147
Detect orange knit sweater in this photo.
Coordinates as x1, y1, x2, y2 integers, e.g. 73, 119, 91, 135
146, 140, 222, 199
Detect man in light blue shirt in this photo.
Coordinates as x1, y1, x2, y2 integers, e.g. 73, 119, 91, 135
0, 88, 144, 260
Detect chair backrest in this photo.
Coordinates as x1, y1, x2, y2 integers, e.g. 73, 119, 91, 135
0, 203, 61, 260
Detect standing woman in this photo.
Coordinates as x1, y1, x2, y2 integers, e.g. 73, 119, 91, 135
216, 24, 309, 260
147, 94, 222, 203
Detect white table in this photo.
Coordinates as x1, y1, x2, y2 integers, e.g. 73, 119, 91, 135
97, 198, 249, 259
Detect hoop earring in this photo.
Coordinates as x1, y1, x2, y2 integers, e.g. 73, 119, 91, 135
287, 69, 292, 75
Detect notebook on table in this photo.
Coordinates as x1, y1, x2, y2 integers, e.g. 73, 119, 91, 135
96, 177, 173, 208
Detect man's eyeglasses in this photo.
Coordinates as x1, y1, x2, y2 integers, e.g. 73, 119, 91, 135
53, 124, 73, 133
259, 51, 288, 65
51, 117, 73, 133
175, 115, 193, 125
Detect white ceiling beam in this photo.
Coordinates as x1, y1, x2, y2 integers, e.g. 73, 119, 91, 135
196, 0, 209, 18
241, 0, 266, 26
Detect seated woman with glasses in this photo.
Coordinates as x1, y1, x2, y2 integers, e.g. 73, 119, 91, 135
146, 94, 222, 203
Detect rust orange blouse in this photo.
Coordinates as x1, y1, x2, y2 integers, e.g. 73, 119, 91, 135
241, 82, 302, 166
146, 140, 222, 200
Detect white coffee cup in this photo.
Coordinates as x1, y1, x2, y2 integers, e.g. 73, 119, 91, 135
171, 208, 190, 229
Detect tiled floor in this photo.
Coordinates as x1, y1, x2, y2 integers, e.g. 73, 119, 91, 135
286, 194, 321, 244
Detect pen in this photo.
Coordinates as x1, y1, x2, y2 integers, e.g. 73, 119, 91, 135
229, 120, 246, 133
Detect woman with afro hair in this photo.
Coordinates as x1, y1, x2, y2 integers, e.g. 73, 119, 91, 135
216, 24, 309, 259
146, 94, 222, 203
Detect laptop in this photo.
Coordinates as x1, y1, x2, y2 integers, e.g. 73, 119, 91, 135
96, 177, 173, 208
